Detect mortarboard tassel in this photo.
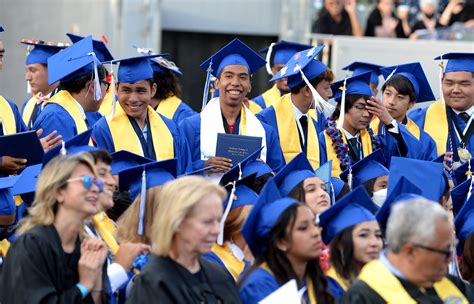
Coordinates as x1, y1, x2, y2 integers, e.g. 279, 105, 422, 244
297, 66, 335, 118
202, 61, 213, 111
330, 182, 336, 205
87, 52, 103, 102
336, 78, 348, 129
439, 57, 445, 105
60, 141, 67, 155
217, 181, 236, 246
137, 169, 147, 236
108, 62, 117, 121
467, 161, 473, 200
238, 162, 243, 180
27, 81, 32, 95
347, 166, 353, 191
265, 42, 276, 76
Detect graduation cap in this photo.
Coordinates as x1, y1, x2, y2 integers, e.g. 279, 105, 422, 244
450, 178, 472, 217
66, 33, 114, 62
319, 186, 378, 244
435, 53, 474, 74
433, 153, 445, 163
11, 164, 41, 196
273, 153, 315, 197
0, 175, 19, 216
221, 146, 265, 184
110, 54, 165, 83
315, 160, 332, 184
454, 192, 474, 254
453, 159, 474, 186
340, 149, 388, 188
331, 177, 346, 198
118, 159, 178, 235
342, 61, 383, 87
241, 178, 298, 257
380, 62, 435, 103
259, 40, 312, 75
150, 56, 182, 76
199, 38, 266, 110
42, 129, 96, 167
21, 40, 66, 65
178, 166, 214, 177
110, 150, 154, 175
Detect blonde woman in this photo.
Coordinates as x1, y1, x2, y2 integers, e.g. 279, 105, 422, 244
128, 176, 241, 303
0, 153, 110, 304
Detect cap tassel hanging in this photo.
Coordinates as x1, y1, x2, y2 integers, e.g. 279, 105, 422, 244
238, 163, 243, 180
347, 166, 353, 191
27, 81, 32, 95
137, 169, 147, 236
87, 52, 103, 102
217, 181, 236, 246
330, 182, 336, 205
336, 78, 348, 129
108, 62, 117, 121
297, 66, 335, 118
202, 61, 213, 111
60, 141, 67, 155
467, 161, 473, 200
439, 57, 445, 105
265, 42, 275, 76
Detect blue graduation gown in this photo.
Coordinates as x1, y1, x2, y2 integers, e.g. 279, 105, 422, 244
92, 114, 192, 175
252, 95, 268, 110
170, 101, 196, 125
179, 113, 285, 172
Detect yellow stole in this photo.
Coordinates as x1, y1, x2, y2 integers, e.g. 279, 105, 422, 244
424, 100, 448, 156
324, 128, 373, 177
156, 95, 182, 120
211, 243, 246, 281
92, 212, 119, 255
107, 103, 174, 160
370, 117, 421, 140
247, 100, 263, 114
308, 109, 320, 123
326, 266, 349, 291
260, 262, 317, 304
0, 239, 10, 257
21, 96, 37, 126
261, 85, 281, 108
98, 90, 115, 117
358, 260, 468, 304
47, 90, 88, 134
0, 96, 17, 135
274, 94, 320, 169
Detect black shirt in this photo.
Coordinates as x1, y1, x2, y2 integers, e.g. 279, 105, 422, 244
313, 8, 354, 35
365, 8, 407, 38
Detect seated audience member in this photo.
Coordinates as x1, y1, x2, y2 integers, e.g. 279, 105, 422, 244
313, 0, 363, 36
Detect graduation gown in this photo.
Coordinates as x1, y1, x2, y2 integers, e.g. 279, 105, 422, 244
409, 100, 474, 162
203, 243, 250, 281
0, 96, 28, 135
252, 84, 281, 110
0, 225, 109, 304
156, 95, 196, 125
127, 255, 241, 303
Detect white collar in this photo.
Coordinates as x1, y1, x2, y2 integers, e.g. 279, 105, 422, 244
453, 106, 474, 117
290, 96, 307, 121
227, 241, 245, 261
342, 128, 359, 140
73, 99, 87, 120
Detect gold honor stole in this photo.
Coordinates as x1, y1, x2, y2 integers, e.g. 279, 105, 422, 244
211, 243, 245, 281
107, 103, 174, 160
424, 100, 448, 156
247, 100, 263, 114
156, 95, 182, 120
0, 96, 17, 135
274, 94, 320, 169
326, 266, 349, 291
0, 239, 10, 257
324, 128, 373, 177
370, 117, 421, 140
98, 90, 115, 117
261, 85, 281, 108
358, 260, 468, 303
21, 96, 37, 126
48, 90, 88, 134
92, 212, 119, 255
259, 262, 317, 304
308, 109, 320, 123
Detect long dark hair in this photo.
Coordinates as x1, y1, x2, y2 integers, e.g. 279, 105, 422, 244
153, 71, 182, 100
239, 203, 334, 304
381, 75, 416, 103
460, 233, 474, 284
288, 181, 305, 202
329, 225, 360, 285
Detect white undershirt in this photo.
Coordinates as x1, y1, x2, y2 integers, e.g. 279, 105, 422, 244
291, 96, 308, 146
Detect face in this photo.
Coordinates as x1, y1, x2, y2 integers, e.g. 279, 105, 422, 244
117, 80, 157, 119
410, 219, 454, 286
315, 79, 333, 101
25, 64, 50, 95
96, 160, 116, 211
174, 192, 223, 255
378, 0, 394, 16
272, 64, 290, 94
382, 86, 414, 121
325, 0, 344, 16
303, 176, 330, 215
0, 41, 4, 70
352, 221, 383, 266
283, 206, 322, 262
56, 164, 101, 218
345, 98, 371, 131
215, 65, 251, 108
373, 175, 388, 192
442, 72, 474, 112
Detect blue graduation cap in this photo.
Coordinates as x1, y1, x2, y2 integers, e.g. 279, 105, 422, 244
110, 54, 165, 83
454, 193, 474, 254
380, 62, 435, 103
453, 159, 474, 186
450, 178, 472, 217
110, 150, 154, 175
178, 166, 214, 177
0, 176, 18, 216
260, 40, 312, 75
42, 129, 96, 167
433, 154, 445, 163
342, 61, 383, 87
11, 164, 42, 196
340, 149, 388, 188
435, 53, 474, 73
66, 33, 114, 62
273, 153, 315, 197
315, 161, 332, 184
331, 177, 346, 198
331, 72, 373, 103
221, 146, 265, 184
150, 57, 182, 76
270, 45, 327, 89
21, 40, 66, 65
242, 178, 298, 257
319, 186, 378, 244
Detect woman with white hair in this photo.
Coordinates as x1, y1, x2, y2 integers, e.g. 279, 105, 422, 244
127, 176, 241, 303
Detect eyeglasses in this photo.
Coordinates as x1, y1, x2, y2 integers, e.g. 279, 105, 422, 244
66, 175, 104, 193
412, 243, 453, 260
100, 80, 110, 90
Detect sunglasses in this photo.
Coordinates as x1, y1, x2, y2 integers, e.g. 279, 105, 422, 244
67, 175, 104, 193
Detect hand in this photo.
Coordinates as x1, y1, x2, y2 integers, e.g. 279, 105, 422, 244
37, 129, 62, 152
397, 7, 409, 21
78, 238, 109, 291
443, 152, 454, 173
366, 97, 394, 125
344, 0, 357, 14
115, 242, 151, 272
0, 156, 27, 174
204, 156, 233, 173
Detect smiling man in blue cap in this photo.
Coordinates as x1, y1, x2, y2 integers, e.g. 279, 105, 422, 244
179, 38, 285, 180
410, 53, 474, 168
92, 54, 191, 175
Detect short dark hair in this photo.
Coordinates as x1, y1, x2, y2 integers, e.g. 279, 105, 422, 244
290, 69, 335, 94
117, 78, 154, 88
329, 225, 360, 285
363, 177, 377, 197
152, 71, 182, 100
252, 172, 274, 194
381, 75, 417, 103
288, 180, 305, 202
331, 94, 371, 120
60, 65, 107, 94
90, 149, 112, 165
